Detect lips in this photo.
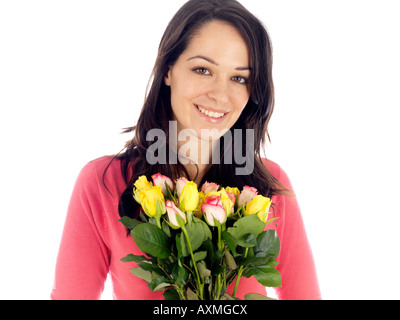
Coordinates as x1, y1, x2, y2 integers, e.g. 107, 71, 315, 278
195, 104, 229, 119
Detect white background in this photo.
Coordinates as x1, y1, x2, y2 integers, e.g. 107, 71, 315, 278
1, 0, 399, 300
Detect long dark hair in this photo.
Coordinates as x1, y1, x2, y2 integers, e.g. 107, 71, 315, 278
106, 0, 290, 220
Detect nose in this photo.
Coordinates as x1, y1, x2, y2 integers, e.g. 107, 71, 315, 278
207, 77, 229, 104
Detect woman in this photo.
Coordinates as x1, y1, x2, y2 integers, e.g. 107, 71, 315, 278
51, 0, 321, 300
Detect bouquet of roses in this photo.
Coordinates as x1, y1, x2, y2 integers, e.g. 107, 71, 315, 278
119, 173, 281, 300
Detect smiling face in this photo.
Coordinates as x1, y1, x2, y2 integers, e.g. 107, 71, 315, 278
164, 20, 252, 141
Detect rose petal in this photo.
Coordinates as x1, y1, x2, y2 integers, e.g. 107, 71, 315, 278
201, 203, 226, 226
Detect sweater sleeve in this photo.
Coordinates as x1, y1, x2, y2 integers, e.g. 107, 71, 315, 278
268, 162, 321, 300
51, 161, 110, 300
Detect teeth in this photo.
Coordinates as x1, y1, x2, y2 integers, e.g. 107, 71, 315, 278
197, 105, 225, 118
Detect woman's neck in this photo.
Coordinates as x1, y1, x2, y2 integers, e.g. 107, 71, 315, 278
173, 130, 218, 186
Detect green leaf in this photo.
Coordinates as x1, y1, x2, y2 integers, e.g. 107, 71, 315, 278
265, 261, 280, 268
129, 267, 152, 283
211, 250, 225, 275
186, 288, 199, 300
244, 293, 276, 300
193, 217, 212, 241
265, 217, 279, 225
247, 266, 282, 287
162, 220, 171, 237
165, 182, 175, 201
120, 254, 149, 263
163, 288, 180, 300
193, 251, 207, 262
227, 215, 265, 248
243, 256, 273, 267
224, 251, 237, 270
171, 262, 189, 286
138, 261, 163, 274
148, 276, 173, 292
222, 230, 238, 256
131, 223, 171, 259
148, 217, 157, 226
254, 230, 280, 260
200, 240, 224, 276
242, 233, 257, 247
197, 261, 211, 282
139, 212, 148, 222
178, 234, 190, 257
175, 234, 183, 259
119, 216, 141, 229
180, 219, 210, 256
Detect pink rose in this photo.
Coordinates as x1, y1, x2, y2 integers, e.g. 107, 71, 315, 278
201, 195, 227, 226
166, 200, 187, 228
201, 181, 220, 195
237, 186, 258, 208
151, 173, 174, 196
225, 191, 236, 214
175, 177, 188, 197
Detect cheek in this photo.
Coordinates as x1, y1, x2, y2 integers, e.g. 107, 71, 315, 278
170, 78, 199, 105
226, 93, 249, 125
233, 91, 250, 113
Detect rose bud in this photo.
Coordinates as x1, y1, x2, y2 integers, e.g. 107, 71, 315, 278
179, 181, 199, 212
175, 177, 188, 198
152, 173, 174, 196
201, 195, 227, 227
245, 195, 272, 223
166, 200, 187, 228
201, 181, 220, 195
237, 186, 258, 208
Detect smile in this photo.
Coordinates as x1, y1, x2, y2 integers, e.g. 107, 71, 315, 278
196, 105, 226, 119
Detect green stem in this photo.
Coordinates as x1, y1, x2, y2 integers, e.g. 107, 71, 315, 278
175, 285, 186, 300
217, 225, 223, 251
216, 225, 223, 299
181, 225, 204, 300
232, 247, 249, 299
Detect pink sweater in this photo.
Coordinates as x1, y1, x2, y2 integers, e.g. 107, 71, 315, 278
51, 156, 321, 300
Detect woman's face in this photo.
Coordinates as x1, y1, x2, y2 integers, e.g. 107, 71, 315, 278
165, 20, 251, 140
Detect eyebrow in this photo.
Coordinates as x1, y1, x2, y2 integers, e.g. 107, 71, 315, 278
187, 55, 252, 71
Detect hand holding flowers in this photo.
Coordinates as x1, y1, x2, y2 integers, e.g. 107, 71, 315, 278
120, 174, 281, 300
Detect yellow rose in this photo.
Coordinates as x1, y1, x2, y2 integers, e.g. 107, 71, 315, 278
138, 186, 166, 218
245, 195, 272, 223
134, 175, 151, 190
197, 191, 205, 208
219, 188, 234, 217
133, 176, 152, 204
179, 181, 199, 212
225, 186, 240, 197
194, 191, 205, 218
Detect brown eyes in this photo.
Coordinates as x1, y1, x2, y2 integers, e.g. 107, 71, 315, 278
194, 67, 210, 75
193, 68, 248, 85
231, 76, 248, 84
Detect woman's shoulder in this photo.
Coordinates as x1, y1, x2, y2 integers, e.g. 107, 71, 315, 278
78, 155, 120, 178
261, 158, 281, 177
261, 158, 293, 191
74, 155, 126, 192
